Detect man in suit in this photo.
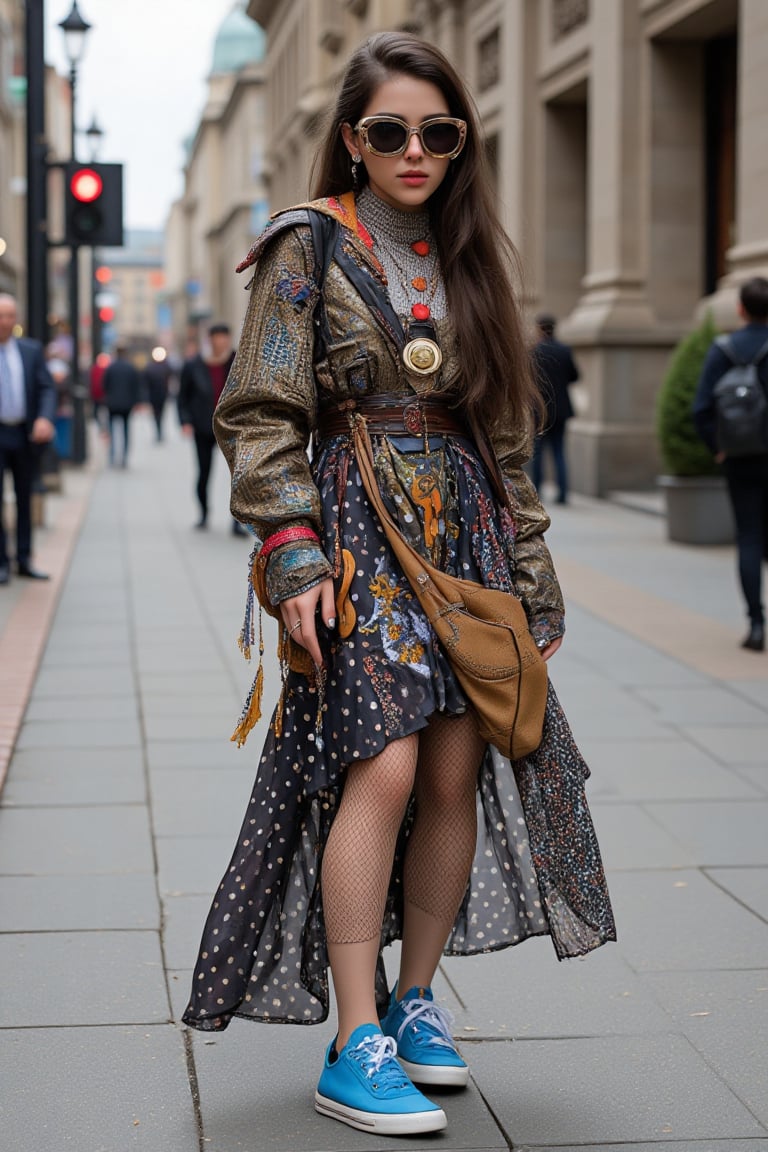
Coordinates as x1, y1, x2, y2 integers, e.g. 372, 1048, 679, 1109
179, 322, 245, 535
0, 294, 56, 584
531, 313, 579, 505
693, 276, 768, 652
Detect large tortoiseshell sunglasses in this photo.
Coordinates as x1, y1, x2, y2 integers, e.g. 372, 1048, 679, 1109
353, 115, 467, 159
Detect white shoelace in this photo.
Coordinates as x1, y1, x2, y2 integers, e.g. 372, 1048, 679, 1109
353, 1033, 402, 1079
395, 996, 456, 1049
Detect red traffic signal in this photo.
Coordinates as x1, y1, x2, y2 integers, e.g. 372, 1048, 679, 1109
64, 162, 124, 248
70, 167, 103, 203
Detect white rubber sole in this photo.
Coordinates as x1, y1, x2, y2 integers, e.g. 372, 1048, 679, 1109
398, 1056, 470, 1088
314, 1091, 447, 1134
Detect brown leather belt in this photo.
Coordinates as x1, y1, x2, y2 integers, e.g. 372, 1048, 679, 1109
317, 393, 467, 440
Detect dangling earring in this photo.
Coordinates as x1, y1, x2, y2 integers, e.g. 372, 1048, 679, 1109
351, 151, 362, 189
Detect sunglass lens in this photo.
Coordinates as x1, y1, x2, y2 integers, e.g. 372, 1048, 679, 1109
422, 122, 461, 156
367, 120, 408, 154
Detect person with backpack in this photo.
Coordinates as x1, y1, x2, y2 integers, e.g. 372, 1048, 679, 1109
181, 32, 615, 1137
693, 276, 768, 652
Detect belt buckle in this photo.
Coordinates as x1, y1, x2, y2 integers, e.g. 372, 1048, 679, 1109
402, 402, 424, 436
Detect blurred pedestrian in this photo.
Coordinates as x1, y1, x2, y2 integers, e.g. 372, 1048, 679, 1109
179, 322, 245, 534
103, 345, 140, 468
142, 350, 173, 442
89, 352, 110, 430
530, 313, 579, 505
693, 276, 768, 652
44, 351, 72, 465
0, 293, 56, 584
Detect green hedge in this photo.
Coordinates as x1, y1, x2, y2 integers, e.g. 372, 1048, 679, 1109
657, 313, 719, 477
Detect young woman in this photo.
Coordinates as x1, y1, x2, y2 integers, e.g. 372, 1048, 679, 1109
183, 31, 615, 1137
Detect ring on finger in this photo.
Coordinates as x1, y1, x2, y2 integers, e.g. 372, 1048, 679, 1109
289, 619, 302, 635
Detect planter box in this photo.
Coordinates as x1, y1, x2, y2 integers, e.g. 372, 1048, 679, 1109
657, 474, 734, 545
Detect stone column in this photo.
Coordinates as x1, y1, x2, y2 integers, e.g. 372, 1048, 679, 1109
647, 41, 705, 326
706, 0, 768, 324
564, 0, 672, 495
497, 0, 537, 269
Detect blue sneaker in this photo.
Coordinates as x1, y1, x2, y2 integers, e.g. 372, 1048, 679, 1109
381, 985, 470, 1087
315, 1023, 447, 1134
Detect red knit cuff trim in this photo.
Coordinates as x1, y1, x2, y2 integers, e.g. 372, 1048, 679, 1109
259, 526, 320, 561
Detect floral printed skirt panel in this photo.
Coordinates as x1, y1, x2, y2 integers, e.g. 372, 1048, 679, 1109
181, 434, 616, 1032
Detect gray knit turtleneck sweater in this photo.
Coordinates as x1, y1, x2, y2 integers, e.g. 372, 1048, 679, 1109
355, 187, 447, 323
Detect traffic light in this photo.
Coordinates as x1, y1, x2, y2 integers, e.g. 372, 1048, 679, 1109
64, 162, 124, 247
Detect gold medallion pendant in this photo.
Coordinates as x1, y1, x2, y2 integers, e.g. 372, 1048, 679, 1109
402, 338, 443, 378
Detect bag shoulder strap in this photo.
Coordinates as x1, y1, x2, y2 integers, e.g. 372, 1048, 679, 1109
306, 208, 409, 364
330, 230, 408, 351
307, 211, 339, 363
715, 334, 739, 365
715, 332, 768, 369
308, 210, 338, 292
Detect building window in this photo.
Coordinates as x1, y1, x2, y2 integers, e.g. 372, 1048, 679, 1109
477, 28, 500, 93
704, 34, 737, 293
552, 0, 589, 42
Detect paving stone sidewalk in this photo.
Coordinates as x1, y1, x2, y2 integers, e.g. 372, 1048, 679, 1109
1, 411, 767, 1152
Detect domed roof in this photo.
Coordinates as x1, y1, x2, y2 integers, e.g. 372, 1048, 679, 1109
211, 0, 266, 75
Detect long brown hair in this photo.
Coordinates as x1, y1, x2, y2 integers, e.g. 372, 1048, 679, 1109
311, 31, 537, 432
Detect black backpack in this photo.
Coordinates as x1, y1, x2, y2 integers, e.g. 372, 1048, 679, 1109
713, 334, 768, 457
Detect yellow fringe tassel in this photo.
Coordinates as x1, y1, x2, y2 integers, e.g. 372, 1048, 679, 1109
230, 595, 266, 748
230, 663, 264, 747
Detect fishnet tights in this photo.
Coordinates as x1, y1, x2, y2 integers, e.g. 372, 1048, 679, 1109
322, 712, 484, 946
322, 734, 418, 943
405, 711, 484, 925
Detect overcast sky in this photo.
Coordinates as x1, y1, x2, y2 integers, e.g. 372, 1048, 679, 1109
45, 0, 236, 231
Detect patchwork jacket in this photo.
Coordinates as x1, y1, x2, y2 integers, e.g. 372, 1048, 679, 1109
213, 195, 565, 647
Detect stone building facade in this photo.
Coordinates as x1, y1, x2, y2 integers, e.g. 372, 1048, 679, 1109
0, 0, 25, 298
248, 0, 416, 212
0, 0, 76, 334
97, 231, 166, 357
164, 2, 269, 355
246, 0, 768, 495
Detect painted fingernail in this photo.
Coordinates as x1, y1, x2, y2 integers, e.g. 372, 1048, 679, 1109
327, 618, 336, 629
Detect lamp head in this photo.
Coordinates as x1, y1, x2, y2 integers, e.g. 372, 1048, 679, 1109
58, 2, 92, 66
85, 115, 104, 159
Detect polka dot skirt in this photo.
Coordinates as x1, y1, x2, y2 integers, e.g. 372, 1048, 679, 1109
182, 435, 616, 1031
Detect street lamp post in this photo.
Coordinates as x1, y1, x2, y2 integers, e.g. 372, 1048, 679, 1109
58, 1, 92, 465
24, 0, 48, 343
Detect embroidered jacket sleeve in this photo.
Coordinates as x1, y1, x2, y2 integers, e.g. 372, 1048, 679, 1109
213, 227, 332, 604
490, 417, 565, 648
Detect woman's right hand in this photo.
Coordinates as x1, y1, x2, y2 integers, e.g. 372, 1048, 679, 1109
279, 579, 336, 666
